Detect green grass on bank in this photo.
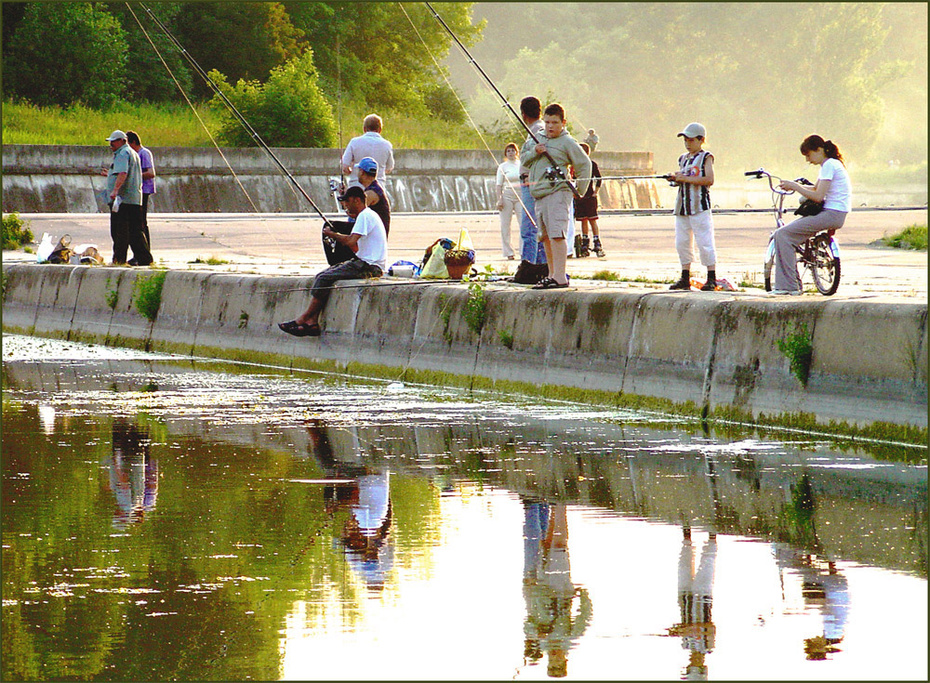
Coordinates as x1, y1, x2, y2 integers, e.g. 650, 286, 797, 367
880, 224, 928, 250
2, 99, 501, 150
2, 100, 224, 147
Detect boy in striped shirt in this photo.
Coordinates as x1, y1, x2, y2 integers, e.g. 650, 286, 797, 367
668, 122, 718, 291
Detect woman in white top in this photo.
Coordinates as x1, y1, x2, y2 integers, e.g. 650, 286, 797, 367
495, 143, 522, 259
772, 135, 851, 294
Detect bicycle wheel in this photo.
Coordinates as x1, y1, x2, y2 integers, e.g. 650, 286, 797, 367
763, 236, 776, 291
811, 234, 841, 295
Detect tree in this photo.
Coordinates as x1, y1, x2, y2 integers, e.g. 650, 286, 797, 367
104, 2, 195, 103
285, 2, 481, 115
4, 2, 128, 109
209, 49, 337, 148
173, 2, 304, 99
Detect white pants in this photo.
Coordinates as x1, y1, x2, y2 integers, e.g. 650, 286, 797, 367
675, 210, 716, 268
499, 191, 519, 258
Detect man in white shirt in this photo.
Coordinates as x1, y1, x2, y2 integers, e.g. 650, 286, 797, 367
278, 186, 387, 337
341, 114, 395, 188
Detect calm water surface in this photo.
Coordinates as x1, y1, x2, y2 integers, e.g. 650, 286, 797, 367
2, 335, 926, 681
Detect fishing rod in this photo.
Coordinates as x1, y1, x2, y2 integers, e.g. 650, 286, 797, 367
136, 2, 334, 228
260, 278, 474, 294
424, 2, 581, 200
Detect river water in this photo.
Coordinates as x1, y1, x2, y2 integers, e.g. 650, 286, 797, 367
2, 334, 926, 681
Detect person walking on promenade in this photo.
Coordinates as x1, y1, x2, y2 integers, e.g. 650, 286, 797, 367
342, 114, 394, 189
573, 142, 604, 258
520, 102, 591, 289
496, 143, 522, 259
668, 122, 718, 291
583, 128, 599, 154
103, 130, 152, 266
126, 131, 155, 261
772, 135, 851, 295
278, 186, 387, 338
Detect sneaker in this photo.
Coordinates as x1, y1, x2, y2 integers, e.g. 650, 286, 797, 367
700, 279, 717, 291
771, 289, 802, 296
669, 276, 691, 290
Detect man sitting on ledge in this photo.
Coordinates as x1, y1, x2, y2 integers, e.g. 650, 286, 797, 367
279, 186, 388, 337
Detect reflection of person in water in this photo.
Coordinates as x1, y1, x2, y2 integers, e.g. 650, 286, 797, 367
773, 473, 849, 661
522, 501, 592, 678
668, 527, 717, 681
339, 471, 394, 591
107, 418, 158, 530
773, 544, 850, 661
306, 420, 394, 591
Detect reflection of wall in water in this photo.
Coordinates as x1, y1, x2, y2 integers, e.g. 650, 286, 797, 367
4, 358, 925, 576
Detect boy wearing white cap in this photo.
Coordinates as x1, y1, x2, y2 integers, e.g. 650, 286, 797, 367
668, 122, 718, 291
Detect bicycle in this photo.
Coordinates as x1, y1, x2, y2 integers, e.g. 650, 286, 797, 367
745, 168, 841, 296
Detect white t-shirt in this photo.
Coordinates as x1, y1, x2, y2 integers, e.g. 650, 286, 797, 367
352, 207, 388, 271
819, 158, 852, 213
496, 159, 521, 198
342, 131, 394, 186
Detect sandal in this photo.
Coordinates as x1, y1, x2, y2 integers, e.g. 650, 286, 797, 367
532, 276, 570, 290
278, 320, 321, 337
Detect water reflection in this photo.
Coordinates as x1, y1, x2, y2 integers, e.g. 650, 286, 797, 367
1, 336, 926, 680
522, 500, 592, 678
669, 528, 717, 680
107, 419, 159, 530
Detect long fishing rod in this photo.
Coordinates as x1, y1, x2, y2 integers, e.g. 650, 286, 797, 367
424, 2, 581, 199
136, 2, 334, 228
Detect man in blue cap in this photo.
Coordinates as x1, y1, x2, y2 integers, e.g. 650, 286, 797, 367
356, 156, 391, 236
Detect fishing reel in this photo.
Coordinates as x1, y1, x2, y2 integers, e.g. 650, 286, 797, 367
543, 166, 566, 182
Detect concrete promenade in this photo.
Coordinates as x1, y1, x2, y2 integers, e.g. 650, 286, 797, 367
2, 208, 927, 435
4, 207, 927, 300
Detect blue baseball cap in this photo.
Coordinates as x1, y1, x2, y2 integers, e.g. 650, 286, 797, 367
356, 157, 378, 174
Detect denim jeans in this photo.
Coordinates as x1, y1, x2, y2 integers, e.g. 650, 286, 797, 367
520, 183, 547, 264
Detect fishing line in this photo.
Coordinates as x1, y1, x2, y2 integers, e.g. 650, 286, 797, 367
125, 3, 264, 218
136, 3, 334, 230
125, 2, 291, 263
425, 2, 582, 201
398, 3, 536, 238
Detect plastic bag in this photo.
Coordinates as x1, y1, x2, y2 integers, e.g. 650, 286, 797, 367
36, 233, 55, 263
420, 238, 454, 279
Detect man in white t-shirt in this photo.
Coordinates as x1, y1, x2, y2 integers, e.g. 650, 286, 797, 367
342, 114, 395, 188
278, 186, 387, 337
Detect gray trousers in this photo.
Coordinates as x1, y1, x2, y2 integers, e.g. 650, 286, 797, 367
774, 209, 846, 291
311, 257, 382, 305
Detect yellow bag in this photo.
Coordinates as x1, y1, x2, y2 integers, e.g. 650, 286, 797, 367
420, 238, 453, 279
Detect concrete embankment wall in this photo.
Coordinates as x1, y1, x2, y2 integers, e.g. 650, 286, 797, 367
1, 144, 659, 214
2, 263, 926, 431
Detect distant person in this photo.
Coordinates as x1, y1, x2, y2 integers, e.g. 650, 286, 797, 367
772, 135, 851, 295
103, 130, 152, 266
667, 122, 717, 291
126, 130, 155, 262
278, 186, 387, 337
520, 102, 591, 289
517, 96, 547, 269
342, 114, 394, 189
572, 142, 604, 258
356, 156, 391, 236
495, 142, 522, 259
583, 128, 599, 154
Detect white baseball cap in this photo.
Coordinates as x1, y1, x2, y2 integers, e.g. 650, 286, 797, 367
677, 122, 706, 138
106, 130, 128, 141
